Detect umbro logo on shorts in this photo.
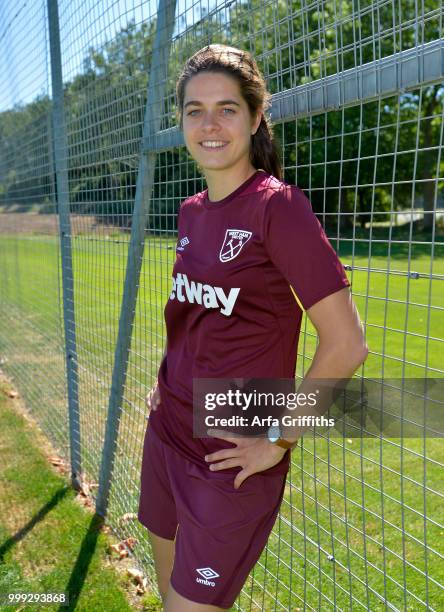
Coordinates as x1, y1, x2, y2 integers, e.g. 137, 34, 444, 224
219, 229, 252, 262
196, 567, 220, 587
169, 272, 240, 316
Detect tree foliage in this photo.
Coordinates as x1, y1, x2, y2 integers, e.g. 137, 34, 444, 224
0, 2, 442, 232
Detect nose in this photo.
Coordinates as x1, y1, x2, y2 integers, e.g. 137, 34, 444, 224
200, 110, 221, 131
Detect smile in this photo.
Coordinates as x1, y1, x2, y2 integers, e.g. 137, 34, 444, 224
199, 141, 229, 150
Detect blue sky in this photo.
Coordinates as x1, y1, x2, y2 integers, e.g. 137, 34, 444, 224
0, 0, 207, 111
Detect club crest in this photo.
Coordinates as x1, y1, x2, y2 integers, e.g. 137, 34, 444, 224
219, 229, 252, 262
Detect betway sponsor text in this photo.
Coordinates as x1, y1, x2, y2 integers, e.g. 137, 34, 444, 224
169, 272, 240, 317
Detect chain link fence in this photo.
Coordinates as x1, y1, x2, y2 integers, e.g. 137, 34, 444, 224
0, 0, 443, 609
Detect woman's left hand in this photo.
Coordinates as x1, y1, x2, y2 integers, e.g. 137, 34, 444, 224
205, 430, 288, 489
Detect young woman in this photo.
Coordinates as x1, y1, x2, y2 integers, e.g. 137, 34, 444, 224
138, 44, 368, 611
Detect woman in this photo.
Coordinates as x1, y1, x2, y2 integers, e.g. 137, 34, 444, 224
138, 44, 368, 611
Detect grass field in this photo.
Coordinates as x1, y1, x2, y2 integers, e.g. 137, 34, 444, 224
0, 377, 162, 611
0, 226, 443, 610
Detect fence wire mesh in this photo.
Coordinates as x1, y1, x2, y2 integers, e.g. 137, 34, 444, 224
0, 0, 443, 610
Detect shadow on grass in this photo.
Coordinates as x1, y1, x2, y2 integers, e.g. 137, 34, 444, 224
0, 486, 70, 563
0, 487, 106, 611
59, 513, 106, 611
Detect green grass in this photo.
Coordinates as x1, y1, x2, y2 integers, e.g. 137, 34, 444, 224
0, 383, 162, 612
0, 228, 443, 610
1, 227, 442, 379
240, 436, 444, 610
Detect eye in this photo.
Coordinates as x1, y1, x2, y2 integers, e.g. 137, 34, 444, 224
186, 108, 235, 116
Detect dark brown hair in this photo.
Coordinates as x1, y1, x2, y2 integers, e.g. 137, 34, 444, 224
175, 44, 282, 180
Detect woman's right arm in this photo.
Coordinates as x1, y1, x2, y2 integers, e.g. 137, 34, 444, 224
145, 342, 167, 412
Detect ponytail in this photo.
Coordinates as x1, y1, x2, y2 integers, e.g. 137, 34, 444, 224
250, 114, 282, 181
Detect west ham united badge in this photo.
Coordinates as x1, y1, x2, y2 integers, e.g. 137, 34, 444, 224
219, 229, 252, 262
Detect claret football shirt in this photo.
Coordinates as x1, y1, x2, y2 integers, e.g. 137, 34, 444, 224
149, 169, 350, 475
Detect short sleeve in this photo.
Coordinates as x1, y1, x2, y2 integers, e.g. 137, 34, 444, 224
176, 198, 190, 235
263, 186, 350, 311
177, 199, 186, 229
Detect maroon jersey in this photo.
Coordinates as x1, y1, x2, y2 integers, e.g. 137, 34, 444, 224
149, 170, 350, 475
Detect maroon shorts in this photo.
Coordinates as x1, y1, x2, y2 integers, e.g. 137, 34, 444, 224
137, 423, 288, 609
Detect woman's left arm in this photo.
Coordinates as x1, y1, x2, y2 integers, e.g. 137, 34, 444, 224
276, 286, 368, 447
206, 287, 368, 489
303, 285, 368, 378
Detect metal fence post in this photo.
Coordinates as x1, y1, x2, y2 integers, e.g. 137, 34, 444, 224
96, 0, 177, 517
47, 0, 82, 490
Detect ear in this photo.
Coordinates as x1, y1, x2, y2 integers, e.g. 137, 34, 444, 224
251, 110, 263, 136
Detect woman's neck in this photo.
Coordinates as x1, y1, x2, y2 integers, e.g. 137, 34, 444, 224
204, 166, 259, 202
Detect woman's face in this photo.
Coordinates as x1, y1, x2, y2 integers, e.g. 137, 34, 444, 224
182, 71, 261, 174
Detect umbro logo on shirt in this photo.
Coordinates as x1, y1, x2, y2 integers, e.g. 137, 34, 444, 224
169, 272, 240, 316
219, 229, 252, 262
195, 567, 220, 587
176, 236, 190, 251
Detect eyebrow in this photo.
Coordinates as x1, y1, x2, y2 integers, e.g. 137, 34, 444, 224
184, 99, 241, 109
